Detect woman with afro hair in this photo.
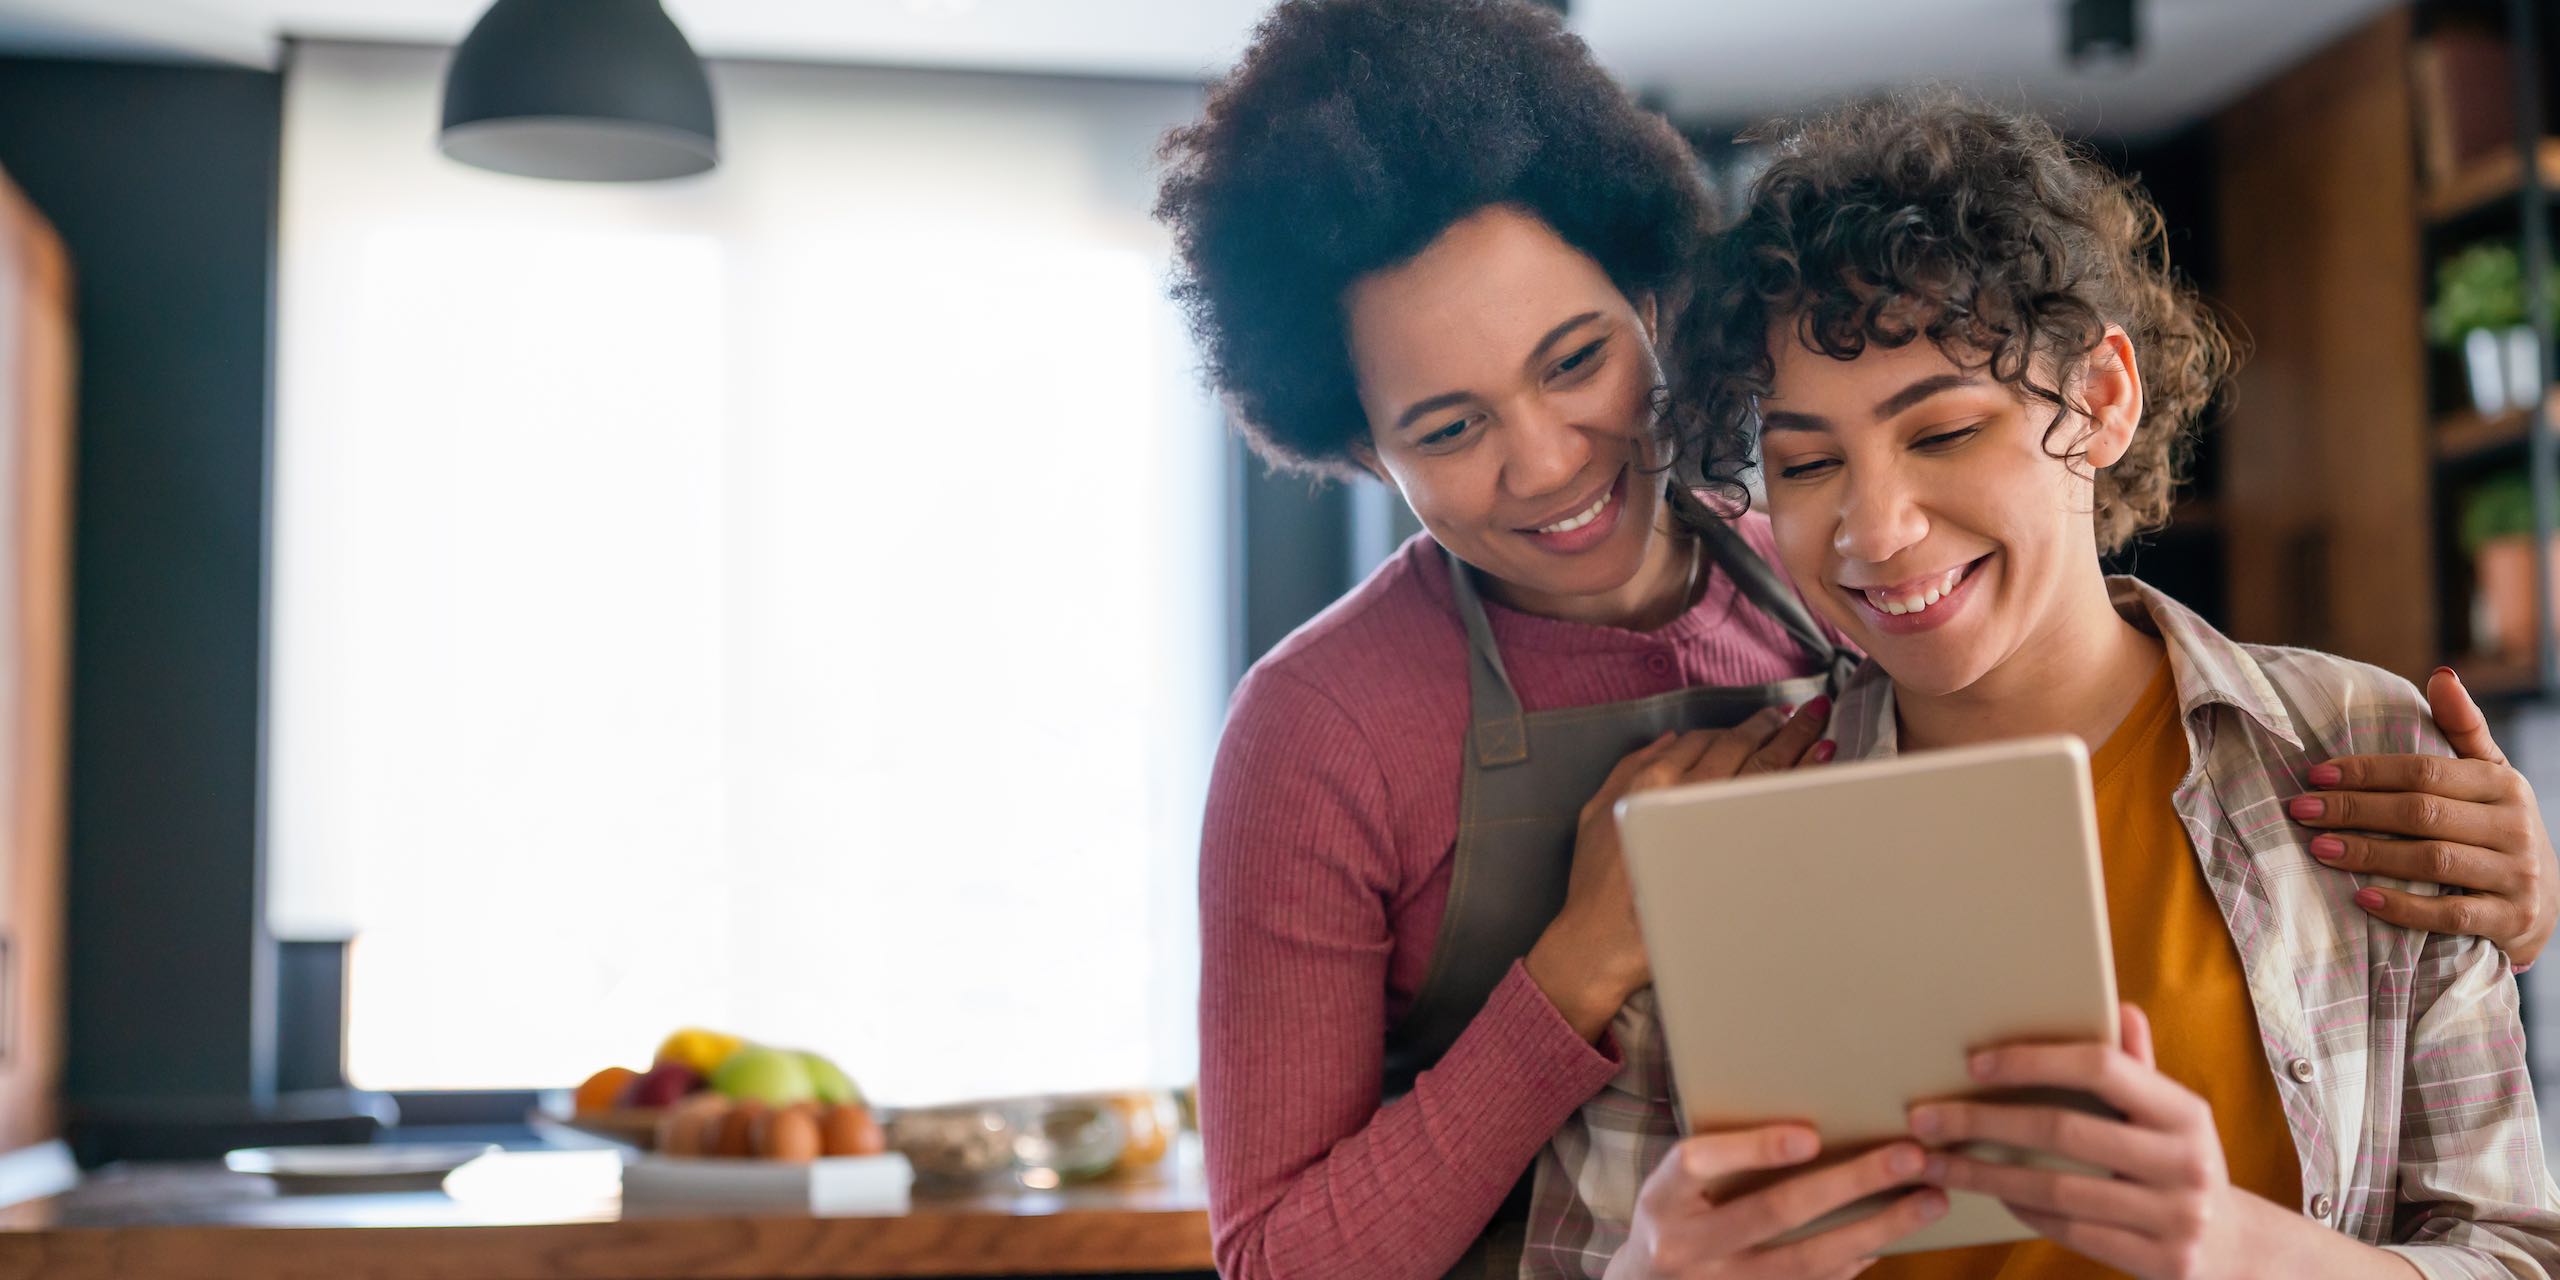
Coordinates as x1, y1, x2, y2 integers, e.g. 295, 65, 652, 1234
1163, 2, 1871, 1273
1158, 4, 2560, 1278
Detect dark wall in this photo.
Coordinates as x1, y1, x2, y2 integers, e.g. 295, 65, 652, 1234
0, 58, 280, 1107
1235, 453, 1355, 673
2097, 122, 2229, 630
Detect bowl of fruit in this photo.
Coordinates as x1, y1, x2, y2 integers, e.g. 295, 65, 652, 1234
553, 1028, 886, 1161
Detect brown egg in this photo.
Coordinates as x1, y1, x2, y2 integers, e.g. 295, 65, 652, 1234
821, 1103, 888, 1157
692, 1100, 735, 1154
756, 1102, 823, 1163
715, 1100, 767, 1158
656, 1094, 729, 1156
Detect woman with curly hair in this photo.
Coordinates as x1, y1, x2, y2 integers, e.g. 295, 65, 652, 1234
1561, 93, 2560, 1280
1159, 2, 2560, 1275
1164, 2, 1900, 1274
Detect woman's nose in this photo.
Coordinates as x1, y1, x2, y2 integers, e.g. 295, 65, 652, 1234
1503, 401, 1593, 497
1832, 467, 1928, 564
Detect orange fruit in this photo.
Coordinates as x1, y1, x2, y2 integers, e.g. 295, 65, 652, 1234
1107, 1092, 1171, 1169
574, 1066, 641, 1116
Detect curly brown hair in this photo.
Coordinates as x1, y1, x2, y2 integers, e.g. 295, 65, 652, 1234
1669, 91, 2233, 552
1154, 0, 1714, 478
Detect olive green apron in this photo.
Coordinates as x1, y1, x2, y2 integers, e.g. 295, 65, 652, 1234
1380, 489, 1856, 1278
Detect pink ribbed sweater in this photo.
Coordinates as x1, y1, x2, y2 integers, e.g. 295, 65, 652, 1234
1199, 513, 1830, 1279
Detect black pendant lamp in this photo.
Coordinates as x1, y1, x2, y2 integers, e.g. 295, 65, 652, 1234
439, 0, 719, 182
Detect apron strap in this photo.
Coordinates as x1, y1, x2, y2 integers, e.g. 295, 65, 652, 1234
1445, 483, 1856, 770
1667, 484, 1852, 683
1444, 545, 1534, 768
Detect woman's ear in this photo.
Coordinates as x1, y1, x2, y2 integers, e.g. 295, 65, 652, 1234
1639, 292, 1660, 344
1347, 440, 1391, 486
2080, 326, 2144, 470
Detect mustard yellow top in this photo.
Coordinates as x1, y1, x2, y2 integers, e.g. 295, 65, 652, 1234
1869, 661, 2300, 1279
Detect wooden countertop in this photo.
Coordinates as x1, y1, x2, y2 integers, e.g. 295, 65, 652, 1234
0, 1147, 1214, 1280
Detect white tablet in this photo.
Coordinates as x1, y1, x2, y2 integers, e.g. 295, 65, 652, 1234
1616, 734, 2118, 1255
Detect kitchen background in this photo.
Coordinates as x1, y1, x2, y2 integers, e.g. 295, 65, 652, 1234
0, 0, 2551, 1234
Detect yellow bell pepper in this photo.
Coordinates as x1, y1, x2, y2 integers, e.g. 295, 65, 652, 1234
654, 1027, 746, 1076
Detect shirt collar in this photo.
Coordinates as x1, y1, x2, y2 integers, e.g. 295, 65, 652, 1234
1825, 576, 2300, 756
2112, 576, 2302, 751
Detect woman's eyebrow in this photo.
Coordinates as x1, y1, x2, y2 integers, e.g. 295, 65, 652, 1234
1391, 311, 1607, 433
1759, 409, 1828, 434
1395, 390, 1473, 433
1872, 373, 1981, 420
1523, 310, 1604, 368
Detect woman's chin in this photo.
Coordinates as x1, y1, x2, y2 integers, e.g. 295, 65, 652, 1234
1862, 642, 1998, 703
1478, 524, 1653, 601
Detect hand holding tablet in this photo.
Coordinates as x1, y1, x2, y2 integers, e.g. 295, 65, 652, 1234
1617, 735, 2121, 1256
1601, 1123, 1943, 1279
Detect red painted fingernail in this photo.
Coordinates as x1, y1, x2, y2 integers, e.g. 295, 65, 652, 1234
1802, 695, 1832, 719
2307, 764, 2341, 787
2355, 888, 2386, 910
2311, 835, 2346, 861
2288, 796, 2324, 820
1813, 739, 1837, 763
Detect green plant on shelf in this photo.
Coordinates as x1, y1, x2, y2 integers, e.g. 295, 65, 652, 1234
2461, 470, 2539, 556
2427, 243, 2555, 347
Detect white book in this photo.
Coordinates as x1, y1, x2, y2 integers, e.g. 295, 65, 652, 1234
619, 1152, 916, 1214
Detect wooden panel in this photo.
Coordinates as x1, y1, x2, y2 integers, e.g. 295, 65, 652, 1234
0, 164, 68, 1156
2215, 9, 2434, 676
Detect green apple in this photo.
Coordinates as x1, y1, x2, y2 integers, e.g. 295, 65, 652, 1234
798, 1051, 861, 1106
708, 1045, 816, 1105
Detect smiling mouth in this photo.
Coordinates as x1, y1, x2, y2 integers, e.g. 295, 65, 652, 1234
1517, 467, 1625, 535
1853, 556, 1988, 616
1535, 485, 1613, 534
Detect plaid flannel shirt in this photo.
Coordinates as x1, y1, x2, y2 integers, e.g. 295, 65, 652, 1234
1522, 578, 2560, 1279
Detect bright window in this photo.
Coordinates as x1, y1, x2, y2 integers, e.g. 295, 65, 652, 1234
270, 43, 1221, 1103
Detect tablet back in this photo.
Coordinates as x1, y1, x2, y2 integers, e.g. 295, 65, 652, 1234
1616, 734, 2118, 1255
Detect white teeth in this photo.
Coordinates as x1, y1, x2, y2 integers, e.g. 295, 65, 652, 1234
1864, 565, 1966, 616
1537, 487, 1613, 534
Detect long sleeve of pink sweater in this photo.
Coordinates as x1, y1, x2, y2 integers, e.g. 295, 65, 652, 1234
1199, 522, 1828, 1280
1201, 664, 1623, 1279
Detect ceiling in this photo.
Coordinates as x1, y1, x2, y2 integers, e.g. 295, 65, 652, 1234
0, 0, 2404, 139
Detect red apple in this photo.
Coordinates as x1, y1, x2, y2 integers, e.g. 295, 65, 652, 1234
629, 1061, 703, 1108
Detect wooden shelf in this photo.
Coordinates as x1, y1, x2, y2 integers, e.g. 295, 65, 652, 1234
2434, 401, 2534, 463
2422, 138, 2560, 225
2448, 653, 2545, 702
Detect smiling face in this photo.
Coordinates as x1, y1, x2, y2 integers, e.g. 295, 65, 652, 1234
1757, 328, 2142, 700
1342, 205, 1684, 625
